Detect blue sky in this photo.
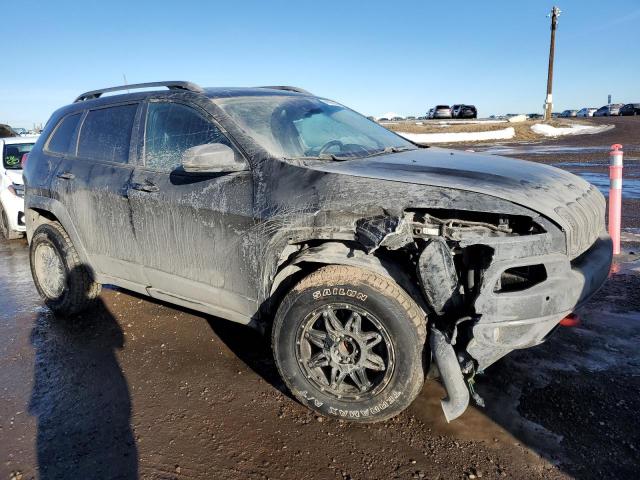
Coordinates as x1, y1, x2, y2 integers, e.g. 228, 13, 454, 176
1, 0, 639, 127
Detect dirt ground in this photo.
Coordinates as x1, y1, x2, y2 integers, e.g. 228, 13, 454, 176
1, 117, 640, 480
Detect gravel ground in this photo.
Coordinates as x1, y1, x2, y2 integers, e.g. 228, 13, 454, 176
1, 117, 640, 480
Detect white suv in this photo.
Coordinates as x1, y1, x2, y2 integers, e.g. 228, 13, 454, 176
1, 136, 38, 239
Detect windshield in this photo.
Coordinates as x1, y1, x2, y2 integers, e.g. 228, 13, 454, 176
215, 95, 417, 160
3, 143, 33, 170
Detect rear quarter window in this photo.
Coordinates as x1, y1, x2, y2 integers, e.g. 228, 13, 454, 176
78, 104, 138, 163
46, 113, 82, 155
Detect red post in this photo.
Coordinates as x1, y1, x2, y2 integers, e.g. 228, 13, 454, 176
608, 144, 623, 255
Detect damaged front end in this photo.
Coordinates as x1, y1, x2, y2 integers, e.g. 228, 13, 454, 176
353, 207, 611, 421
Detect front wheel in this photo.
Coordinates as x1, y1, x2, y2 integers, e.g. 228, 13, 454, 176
272, 265, 427, 423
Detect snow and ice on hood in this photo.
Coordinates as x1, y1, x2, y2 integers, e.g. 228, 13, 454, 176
531, 123, 615, 137
396, 127, 515, 144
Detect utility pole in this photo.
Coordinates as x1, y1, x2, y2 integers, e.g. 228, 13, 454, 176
544, 6, 561, 121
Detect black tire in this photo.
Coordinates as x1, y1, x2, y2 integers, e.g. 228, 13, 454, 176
0, 203, 22, 240
272, 265, 427, 423
29, 222, 101, 315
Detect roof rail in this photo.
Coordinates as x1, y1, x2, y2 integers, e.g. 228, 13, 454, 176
259, 85, 312, 95
74, 81, 204, 103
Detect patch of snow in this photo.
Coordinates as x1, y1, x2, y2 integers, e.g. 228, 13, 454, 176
531, 123, 615, 137
397, 127, 515, 144
507, 114, 528, 123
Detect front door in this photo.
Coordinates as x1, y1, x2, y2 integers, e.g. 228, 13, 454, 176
128, 100, 257, 321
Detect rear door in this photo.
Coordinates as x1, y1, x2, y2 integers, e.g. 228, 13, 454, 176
52, 102, 146, 286
128, 100, 256, 321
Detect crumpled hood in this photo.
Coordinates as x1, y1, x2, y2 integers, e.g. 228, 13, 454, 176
5, 170, 23, 185
307, 147, 601, 229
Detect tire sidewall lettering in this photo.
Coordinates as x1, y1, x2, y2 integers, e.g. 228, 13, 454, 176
312, 287, 368, 302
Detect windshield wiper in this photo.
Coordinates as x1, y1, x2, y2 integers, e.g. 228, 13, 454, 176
287, 146, 415, 162
318, 152, 353, 161
361, 146, 416, 158
285, 154, 351, 161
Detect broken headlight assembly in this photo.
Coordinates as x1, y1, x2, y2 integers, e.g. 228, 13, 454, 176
407, 210, 547, 317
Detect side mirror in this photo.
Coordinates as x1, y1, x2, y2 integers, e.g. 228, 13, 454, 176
181, 143, 248, 173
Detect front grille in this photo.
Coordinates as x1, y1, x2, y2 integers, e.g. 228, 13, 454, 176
554, 185, 606, 258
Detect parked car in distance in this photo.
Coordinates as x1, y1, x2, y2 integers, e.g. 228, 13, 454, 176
608, 103, 624, 116
620, 103, 640, 116
595, 104, 624, 117
577, 108, 597, 117
431, 105, 452, 119
406, 116, 416, 121
24, 81, 612, 424
560, 110, 578, 118
426, 108, 435, 119
594, 106, 608, 117
377, 117, 389, 122
391, 116, 404, 121
527, 113, 543, 120
1, 136, 38, 239
453, 105, 477, 119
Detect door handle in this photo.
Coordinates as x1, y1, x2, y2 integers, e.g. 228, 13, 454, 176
132, 182, 159, 193
56, 172, 75, 180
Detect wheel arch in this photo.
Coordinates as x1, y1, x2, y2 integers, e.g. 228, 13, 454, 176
264, 241, 429, 324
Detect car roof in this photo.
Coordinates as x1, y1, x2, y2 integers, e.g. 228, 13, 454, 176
203, 87, 311, 99
1, 135, 39, 145
57, 85, 314, 118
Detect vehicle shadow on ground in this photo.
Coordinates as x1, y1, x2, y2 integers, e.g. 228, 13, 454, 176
203, 317, 292, 398
108, 285, 293, 399
28, 297, 138, 480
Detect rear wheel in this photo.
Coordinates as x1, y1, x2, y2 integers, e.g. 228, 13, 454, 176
272, 265, 426, 423
0, 203, 22, 240
30, 222, 101, 315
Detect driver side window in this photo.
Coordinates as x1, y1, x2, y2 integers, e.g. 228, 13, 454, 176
144, 102, 232, 172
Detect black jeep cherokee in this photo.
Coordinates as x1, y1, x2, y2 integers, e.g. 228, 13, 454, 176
24, 81, 612, 423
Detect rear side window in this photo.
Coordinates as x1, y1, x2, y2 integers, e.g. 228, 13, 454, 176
47, 113, 82, 154
144, 102, 231, 172
78, 104, 138, 163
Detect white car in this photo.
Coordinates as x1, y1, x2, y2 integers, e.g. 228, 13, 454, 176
577, 108, 597, 117
1, 136, 38, 239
